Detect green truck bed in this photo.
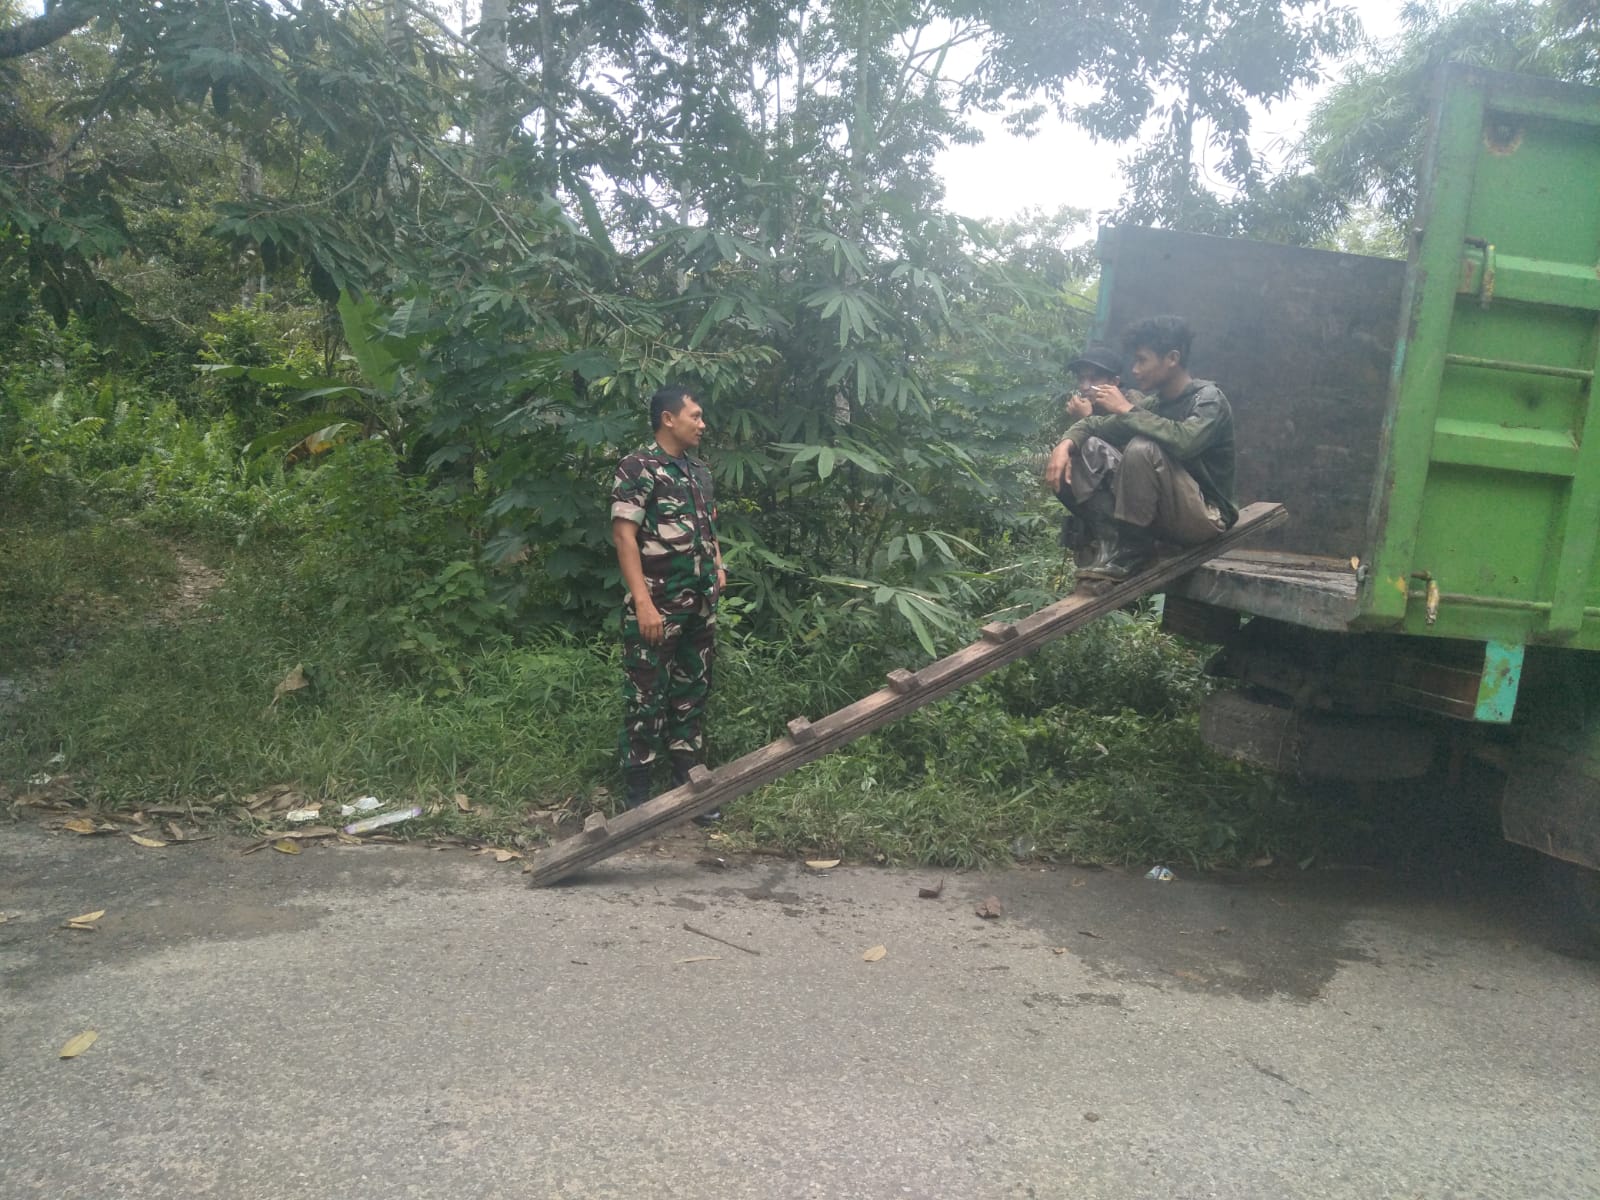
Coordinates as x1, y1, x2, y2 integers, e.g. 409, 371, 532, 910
1099, 67, 1600, 655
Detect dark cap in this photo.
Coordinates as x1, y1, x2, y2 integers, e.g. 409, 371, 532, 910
1066, 343, 1124, 378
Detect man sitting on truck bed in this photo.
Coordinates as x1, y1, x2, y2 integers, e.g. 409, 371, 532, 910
1042, 314, 1238, 584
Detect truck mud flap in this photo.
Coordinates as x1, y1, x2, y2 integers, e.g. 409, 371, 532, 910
1200, 690, 1436, 781
1501, 742, 1600, 872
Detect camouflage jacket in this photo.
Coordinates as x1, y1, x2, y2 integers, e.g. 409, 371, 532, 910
610, 443, 720, 613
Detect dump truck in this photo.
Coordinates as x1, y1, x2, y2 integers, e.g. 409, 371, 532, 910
1096, 66, 1600, 935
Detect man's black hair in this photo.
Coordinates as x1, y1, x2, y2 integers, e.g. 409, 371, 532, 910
650, 384, 695, 430
1123, 315, 1194, 367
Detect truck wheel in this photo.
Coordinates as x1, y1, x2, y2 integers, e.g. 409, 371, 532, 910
1544, 859, 1600, 956
1201, 690, 1436, 781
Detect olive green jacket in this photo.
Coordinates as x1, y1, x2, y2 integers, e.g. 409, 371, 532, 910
1065, 379, 1237, 524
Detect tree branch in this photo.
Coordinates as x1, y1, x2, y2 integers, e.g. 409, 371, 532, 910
0, 1, 92, 61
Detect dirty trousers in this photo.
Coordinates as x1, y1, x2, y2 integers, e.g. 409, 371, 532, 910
1062, 435, 1227, 545
620, 596, 716, 770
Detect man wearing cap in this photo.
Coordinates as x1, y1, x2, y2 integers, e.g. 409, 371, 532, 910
1044, 342, 1145, 569
1043, 315, 1237, 585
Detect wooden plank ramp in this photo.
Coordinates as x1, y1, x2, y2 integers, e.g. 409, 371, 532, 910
527, 501, 1288, 887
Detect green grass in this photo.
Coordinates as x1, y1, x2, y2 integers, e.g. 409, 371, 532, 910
1, 529, 1320, 869
0, 513, 179, 669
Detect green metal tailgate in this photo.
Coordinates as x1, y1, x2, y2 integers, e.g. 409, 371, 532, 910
1363, 68, 1600, 648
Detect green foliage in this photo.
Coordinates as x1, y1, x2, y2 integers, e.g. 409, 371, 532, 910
195, 301, 327, 429
970, 0, 1359, 237
1300, 0, 1600, 239
278, 439, 505, 685
0, 0, 1411, 867
0, 314, 285, 539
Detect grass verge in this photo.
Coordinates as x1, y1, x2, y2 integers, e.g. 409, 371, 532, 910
1, 532, 1318, 870
0, 512, 178, 670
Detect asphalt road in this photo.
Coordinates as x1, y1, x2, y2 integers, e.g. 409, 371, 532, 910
2, 822, 1596, 1199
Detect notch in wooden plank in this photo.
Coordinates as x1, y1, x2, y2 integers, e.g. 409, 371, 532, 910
981, 621, 1019, 644
787, 717, 816, 744
687, 764, 714, 792
581, 811, 609, 842
886, 668, 920, 694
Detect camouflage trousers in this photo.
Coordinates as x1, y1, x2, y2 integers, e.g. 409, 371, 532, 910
620, 595, 717, 770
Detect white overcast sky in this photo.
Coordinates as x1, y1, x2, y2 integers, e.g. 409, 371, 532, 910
935, 0, 1409, 222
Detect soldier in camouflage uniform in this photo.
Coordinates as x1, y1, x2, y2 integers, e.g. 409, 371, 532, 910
610, 384, 726, 817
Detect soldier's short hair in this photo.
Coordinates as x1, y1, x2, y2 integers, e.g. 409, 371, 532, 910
1124, 315, 1193, 366
650, 384, 695, 430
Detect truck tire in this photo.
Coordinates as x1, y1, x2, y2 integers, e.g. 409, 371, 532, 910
1201, 690, 1436, 781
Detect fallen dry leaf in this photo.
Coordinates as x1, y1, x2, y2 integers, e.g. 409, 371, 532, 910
453, 793, 471, 812
129, 834, 167, 849
62, 818, 97, 835
676, 955, 720, 963
69, 910, 106, 925
805, 858, 841, 870
271, 839, 300, 855
271, 663, 310, 705
1052, 947, 1068, 955
1070, 878, 1087, 888
492, 849, 520, 863
861, 945, 887, 962
59, 1030, 99, 1059
974, 896, 1003, 920
164, 821, 186, 842
245, 784, 303, 813
917, 880, 945, 900
15, 792, 71, 810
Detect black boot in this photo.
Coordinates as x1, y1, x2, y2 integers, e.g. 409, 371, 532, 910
669, 752, 695, 787
1076, 520, 1156, 582
623, 765, 653, 810
1059, 511, 1098, 568
672, 752, 721, 826
1071, 489, 1119, 577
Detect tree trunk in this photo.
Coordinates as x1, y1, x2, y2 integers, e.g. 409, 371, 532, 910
474, 0, 511, 177
677, 0, 700, 227
844, 0, 874, 242
239, 156, 266, 305
536, 0, 560, 191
